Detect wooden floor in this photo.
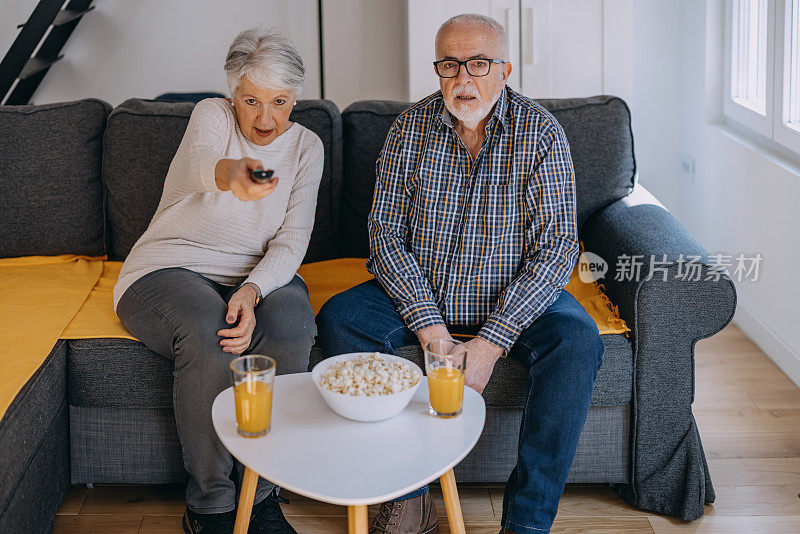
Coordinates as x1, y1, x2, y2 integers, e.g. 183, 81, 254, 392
54, 324, 800, 533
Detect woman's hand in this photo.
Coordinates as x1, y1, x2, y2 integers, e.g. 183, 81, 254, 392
215, 157, 279, 201
217, 285, 259, 354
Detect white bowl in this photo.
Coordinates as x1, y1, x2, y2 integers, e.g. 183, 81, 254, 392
311, 352, 423, 422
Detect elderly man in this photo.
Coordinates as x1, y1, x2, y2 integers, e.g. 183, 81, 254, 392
317, 13, 604, 534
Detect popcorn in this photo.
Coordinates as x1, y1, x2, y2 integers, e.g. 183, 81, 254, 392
320, 354, 421, 396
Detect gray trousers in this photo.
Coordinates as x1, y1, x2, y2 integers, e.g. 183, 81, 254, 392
116, 267, 316, 513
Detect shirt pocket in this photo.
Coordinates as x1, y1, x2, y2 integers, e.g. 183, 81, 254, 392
470, 179, 525, 276
483, 179, 516, 243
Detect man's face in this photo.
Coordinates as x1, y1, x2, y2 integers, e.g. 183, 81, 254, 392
435, 24, 512, 127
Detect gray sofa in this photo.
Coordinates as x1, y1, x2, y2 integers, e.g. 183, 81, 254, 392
0, 95, 736, 533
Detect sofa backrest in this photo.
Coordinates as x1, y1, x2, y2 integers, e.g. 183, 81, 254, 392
1, 94, 635, 264
340, 101, 413, 257
102, 98, 342, 262
0, 99, 111, 258
339, 95, 637, 257
537, 96, 637, 227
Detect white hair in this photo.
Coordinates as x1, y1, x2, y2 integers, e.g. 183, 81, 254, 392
224, 26, 305, 97
435, 13, 508, 60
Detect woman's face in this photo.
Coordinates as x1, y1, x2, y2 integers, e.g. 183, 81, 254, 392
231, 74, 296, 146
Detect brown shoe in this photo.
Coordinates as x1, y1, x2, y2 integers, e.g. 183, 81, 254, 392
369, 492, 439, 534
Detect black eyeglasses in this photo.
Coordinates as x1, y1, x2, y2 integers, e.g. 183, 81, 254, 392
433, 58, 505, 78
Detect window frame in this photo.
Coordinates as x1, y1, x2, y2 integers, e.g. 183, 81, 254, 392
773, 0, 800, 152
724, 0, 776, 138
724, 0, 800, 156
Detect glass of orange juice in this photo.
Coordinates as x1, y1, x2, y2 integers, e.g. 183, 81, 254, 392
230, 355, 275, 438
424, 339, 467, 418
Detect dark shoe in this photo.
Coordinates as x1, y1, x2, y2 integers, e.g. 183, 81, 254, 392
370, 492, 439, 534
248, 489, 297, 534
182, 507, 235, 534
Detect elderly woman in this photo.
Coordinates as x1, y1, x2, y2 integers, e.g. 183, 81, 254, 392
114, 27, 322, 534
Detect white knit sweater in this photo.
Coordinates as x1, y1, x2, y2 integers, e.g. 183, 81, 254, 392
113, 98, 324, 313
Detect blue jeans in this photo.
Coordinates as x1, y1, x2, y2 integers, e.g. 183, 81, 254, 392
316, 280, 604, 533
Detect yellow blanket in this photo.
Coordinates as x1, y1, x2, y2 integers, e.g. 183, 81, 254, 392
0, 254, 628, 421
0, 255, 104, 417
61, 261, 137, 340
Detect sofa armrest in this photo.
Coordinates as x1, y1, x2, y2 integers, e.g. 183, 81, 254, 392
582, 185, 736, 341
581, 185, 737, 520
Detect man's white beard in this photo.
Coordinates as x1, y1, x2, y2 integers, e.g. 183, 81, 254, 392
444, 83, 503, 128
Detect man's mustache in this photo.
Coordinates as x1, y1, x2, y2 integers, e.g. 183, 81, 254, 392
451, 86, 479, 99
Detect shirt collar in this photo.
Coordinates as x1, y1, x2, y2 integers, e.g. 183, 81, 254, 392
492, 86, 509, 132
438, 85, 510, 133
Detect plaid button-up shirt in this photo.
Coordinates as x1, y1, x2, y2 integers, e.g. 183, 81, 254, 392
367, 86, 579, 351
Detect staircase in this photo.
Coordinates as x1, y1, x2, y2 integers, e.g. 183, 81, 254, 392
0, 0, 93, 105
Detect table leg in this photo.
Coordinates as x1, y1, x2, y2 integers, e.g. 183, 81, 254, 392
348, 504, 368, 533
234, 467, 259, 534
439, 468, 466, 534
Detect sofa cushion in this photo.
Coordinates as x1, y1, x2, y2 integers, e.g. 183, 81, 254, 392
67, 332, 631, 409
68, 403, 627, 485
0, 99, 110, 257
103, 98, 342, 262
67, 338, 172, 409
456, 405, 629, 484
340, 95, 636, 257
70, 406, 186, 484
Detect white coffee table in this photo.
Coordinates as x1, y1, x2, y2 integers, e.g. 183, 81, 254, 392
212, 372, 486, 534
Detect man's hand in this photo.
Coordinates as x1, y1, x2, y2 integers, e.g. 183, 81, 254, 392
217, 285, 259, 354
415, 324, 451, 348
462, 337, 503, 394
215, 157, 279, 201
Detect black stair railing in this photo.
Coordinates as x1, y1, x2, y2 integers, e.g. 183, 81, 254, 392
0, 0, 94, 105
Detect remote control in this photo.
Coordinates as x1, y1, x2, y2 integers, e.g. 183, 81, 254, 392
250, 169, 275, 184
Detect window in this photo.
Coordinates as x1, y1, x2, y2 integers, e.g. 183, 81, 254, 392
724, 0, 774, 137
724, 0, 800, 154
730, 0, 769, 115
776, 0, 800, 151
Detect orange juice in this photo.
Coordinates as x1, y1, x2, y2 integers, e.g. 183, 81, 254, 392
427, 367, 464, 415
233, 380, 272, 436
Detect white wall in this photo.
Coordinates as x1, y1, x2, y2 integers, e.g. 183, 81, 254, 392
2, 0, 627, 109
321, 0, 408, 110
630, 0, 800, 387
603, 0, 634, 111
1, 0, 407, 111
533, 0, 604, 98
0, 0, 40, 70
630, 0, 683, 208
1, 0, 321, 106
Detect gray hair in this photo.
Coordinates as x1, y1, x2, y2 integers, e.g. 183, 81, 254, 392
435, 14, 508, 60
224, 26, 305, 97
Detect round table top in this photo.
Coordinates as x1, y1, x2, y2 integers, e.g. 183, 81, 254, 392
212, 372, 486, 506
